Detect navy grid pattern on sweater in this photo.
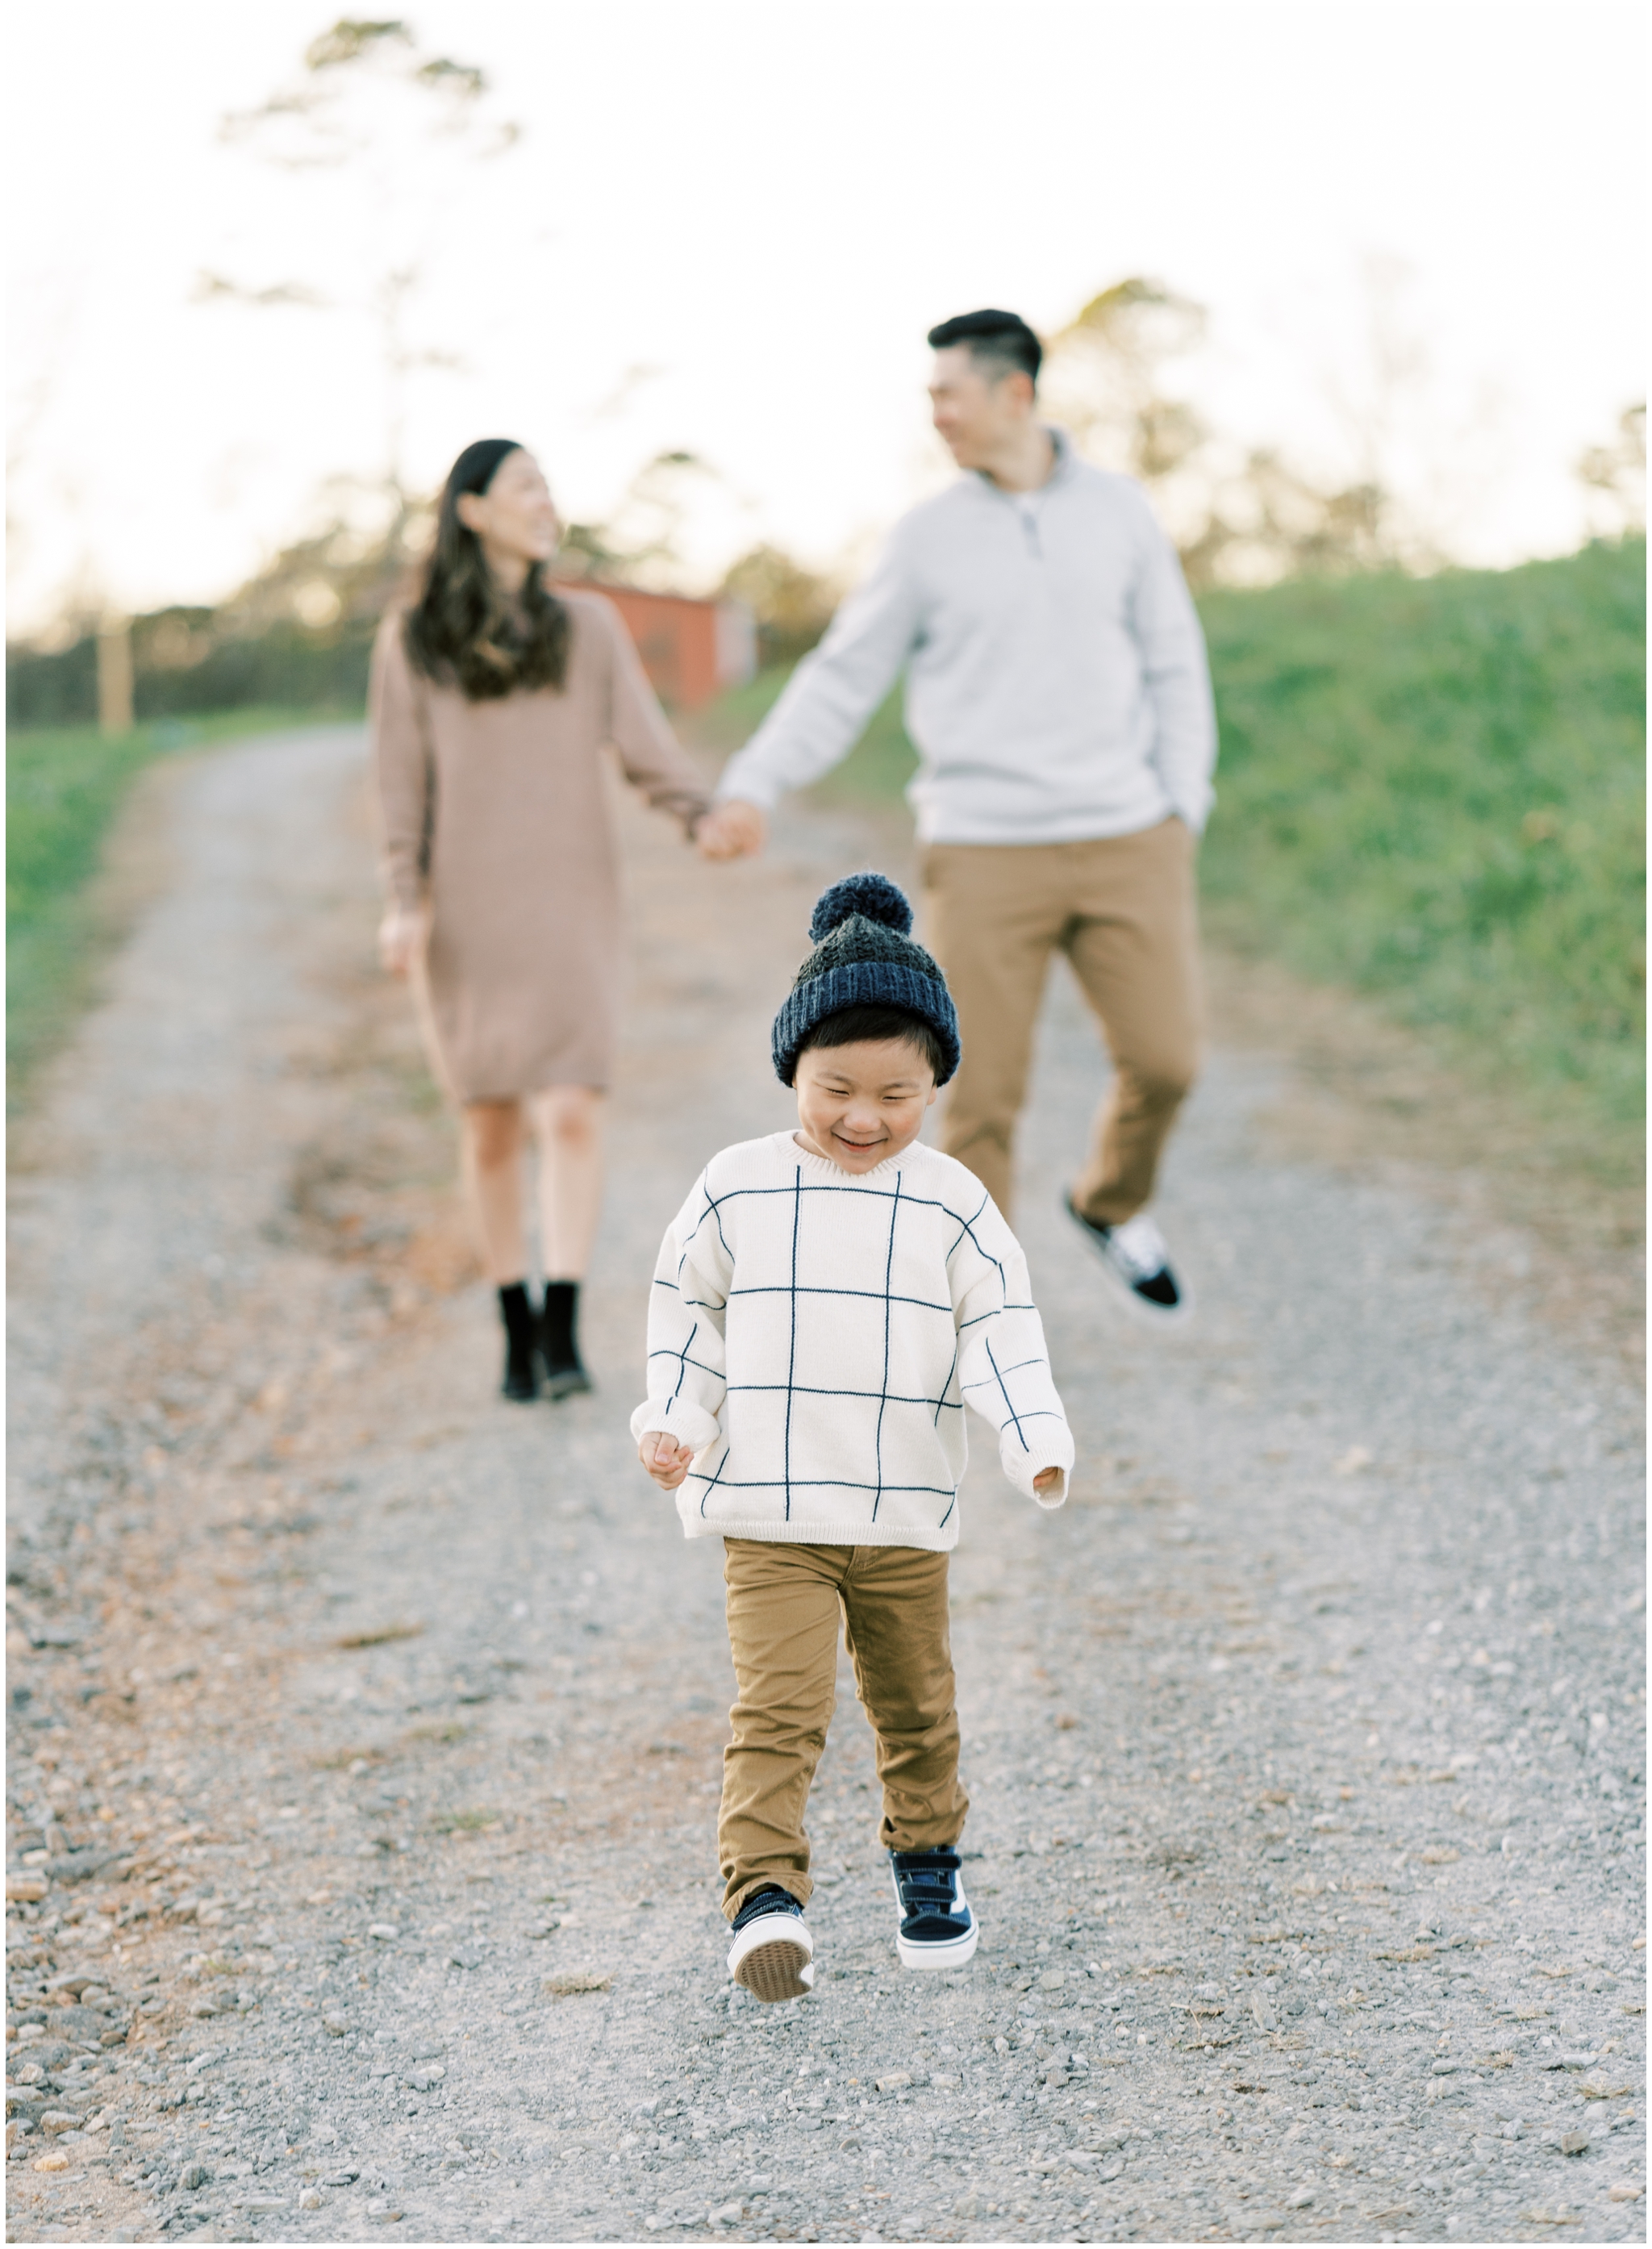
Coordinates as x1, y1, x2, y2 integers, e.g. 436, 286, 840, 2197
633, 1135, 1074, 1547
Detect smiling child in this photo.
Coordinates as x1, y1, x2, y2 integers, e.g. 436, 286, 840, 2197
632, 872, 1074, 2002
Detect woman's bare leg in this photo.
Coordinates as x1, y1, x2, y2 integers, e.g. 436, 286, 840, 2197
528, 1087, 605, 1281
462, 1099, 529, 1283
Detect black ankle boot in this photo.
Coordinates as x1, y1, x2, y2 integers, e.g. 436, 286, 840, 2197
498, 1282, 540, 1401
540, 1280, 591, 1400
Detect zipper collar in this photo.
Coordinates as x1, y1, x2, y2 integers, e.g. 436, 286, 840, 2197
973, 427, 1070, 556
970, 424, 1073, 503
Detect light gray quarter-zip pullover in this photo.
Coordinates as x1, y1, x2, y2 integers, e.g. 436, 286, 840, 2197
716, 432, 1217, 846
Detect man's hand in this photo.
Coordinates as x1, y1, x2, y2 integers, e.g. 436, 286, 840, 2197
696, 799, 767, 862
378, 909, 424, 978
639, 1431, 695, 1490
1033, 1467, 1062, 1496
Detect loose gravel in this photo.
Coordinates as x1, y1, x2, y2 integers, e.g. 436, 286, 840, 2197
6, 726, 1645, 2244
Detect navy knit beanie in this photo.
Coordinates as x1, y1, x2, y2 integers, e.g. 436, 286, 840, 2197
771, 872, 962, 1087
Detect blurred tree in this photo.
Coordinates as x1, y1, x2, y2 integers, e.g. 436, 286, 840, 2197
716, 546, 840, 666
1314, 253, 1468, 573
198, 17, 520, 507
5, 490, 436, 726
557, 452, 723, 592
214, 481, 433, 632
1044, 273, 1411, 586
1042, 278, 1211, 488
6, 452, 763, 724
1578, 404, 1646, 539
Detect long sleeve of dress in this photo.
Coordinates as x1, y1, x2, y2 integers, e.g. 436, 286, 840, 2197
950, 1205, 1075, 1508
369, 615, 433, 912
593, 596, 713, 834
629, 1170, 732, 1456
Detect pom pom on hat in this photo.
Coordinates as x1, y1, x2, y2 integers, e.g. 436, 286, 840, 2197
808, 870, 912, 943
773, 868, 960, 1087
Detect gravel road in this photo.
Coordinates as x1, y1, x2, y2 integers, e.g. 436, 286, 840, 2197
6, 724, 1645, 2246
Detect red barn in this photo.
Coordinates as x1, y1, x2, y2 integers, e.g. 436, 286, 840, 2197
558, 581, 755, 711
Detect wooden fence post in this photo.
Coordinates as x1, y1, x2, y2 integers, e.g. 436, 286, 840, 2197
97, 618, 134, 736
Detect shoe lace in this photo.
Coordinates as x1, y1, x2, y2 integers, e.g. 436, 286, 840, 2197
1108, 1212, 1170, 1281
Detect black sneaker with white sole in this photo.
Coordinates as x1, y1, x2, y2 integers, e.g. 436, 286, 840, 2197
890, 1847, 978, 1970
1063, 1198, 1192, 1324
727, 1884, 815, 2002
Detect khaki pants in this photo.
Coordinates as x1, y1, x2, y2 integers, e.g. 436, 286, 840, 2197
924, 816, 1202, 1224
720, 1540, 968, 1921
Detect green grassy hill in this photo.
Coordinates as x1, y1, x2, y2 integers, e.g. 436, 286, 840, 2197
1197, 540, 1644, 1137
698, 539, 1646, 1158
11, 545, 1642, 1160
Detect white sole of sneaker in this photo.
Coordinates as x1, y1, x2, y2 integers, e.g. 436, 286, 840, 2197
728, 1911, 815, 2003
1062, 1195, 1195, 1329
891, 1864, 980, 1970
895, 1919, 979, 1971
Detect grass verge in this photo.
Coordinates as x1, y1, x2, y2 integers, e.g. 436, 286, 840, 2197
694, 541, 1645, 1179
7, 707, 359, 1106
1196, 540, 1644, 1169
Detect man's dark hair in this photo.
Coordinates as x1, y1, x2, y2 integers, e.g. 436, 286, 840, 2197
926, 308, 1042, 386
796, 1002, 947, 1083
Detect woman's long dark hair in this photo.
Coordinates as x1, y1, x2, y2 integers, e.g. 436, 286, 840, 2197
403, 438, 572, 699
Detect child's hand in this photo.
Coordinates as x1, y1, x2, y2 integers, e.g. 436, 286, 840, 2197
378, 908, 423, 978
1033, 1467, 1062, 1496
639, 1432, 695, 1490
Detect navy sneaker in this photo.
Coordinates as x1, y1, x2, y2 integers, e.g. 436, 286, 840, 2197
1064, 1199, 1193, 1325
728, 1884, 814, 2001
890, 1846, 978, 1970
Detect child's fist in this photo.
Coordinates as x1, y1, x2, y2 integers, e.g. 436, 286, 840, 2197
640, 1431, 694, 1490
1032, 1467, 1062, 1496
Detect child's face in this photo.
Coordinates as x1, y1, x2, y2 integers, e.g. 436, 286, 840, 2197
793, 1038, 938, 1173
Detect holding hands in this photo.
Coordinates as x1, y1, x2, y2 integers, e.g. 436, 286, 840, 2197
695, 798, 767, 862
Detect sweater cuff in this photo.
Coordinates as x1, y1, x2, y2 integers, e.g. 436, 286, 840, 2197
630, 1399, 723, 1454
713, 764, 782, 812
1003, 1441, 1074, 1509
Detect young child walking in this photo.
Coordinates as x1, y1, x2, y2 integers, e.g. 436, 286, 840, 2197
632, 873, 1074, 2002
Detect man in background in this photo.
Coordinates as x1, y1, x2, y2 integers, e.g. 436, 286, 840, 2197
698, 309, 1216, 1321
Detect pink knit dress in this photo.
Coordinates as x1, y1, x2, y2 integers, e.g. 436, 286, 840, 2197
370, 589, 711, 1102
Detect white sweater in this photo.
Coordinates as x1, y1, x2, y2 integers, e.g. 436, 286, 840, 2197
631, 1133, 1075, 1550
715, 432, 1216, 846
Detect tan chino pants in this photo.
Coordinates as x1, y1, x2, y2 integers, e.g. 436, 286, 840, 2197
719, 1540, 968, 1921
924, 816, 1203, 1224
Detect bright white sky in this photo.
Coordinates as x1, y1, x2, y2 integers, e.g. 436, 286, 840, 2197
6, 0, 1646, 631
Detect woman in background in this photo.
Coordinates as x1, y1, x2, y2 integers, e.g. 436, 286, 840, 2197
372, 437, 711, 1401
